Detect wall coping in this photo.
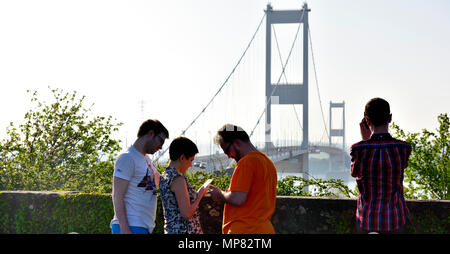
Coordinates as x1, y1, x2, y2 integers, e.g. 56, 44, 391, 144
1, 191, 449, 203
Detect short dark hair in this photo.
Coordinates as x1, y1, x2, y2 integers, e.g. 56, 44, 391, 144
169, 136, 198, 161
364, 97, 391, 126
214, 124, 250, 145
137, 119, 169, 139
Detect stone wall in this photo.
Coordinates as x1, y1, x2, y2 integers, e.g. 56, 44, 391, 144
0, 191, 448, 233
198, 195, 450, 234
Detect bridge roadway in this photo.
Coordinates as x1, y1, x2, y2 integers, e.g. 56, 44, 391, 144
192, 144, 350, 173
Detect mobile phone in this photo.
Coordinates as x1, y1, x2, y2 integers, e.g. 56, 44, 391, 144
363, 119, 369, 129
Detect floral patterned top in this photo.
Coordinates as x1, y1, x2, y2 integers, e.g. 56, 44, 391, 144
159, 166, 203, 234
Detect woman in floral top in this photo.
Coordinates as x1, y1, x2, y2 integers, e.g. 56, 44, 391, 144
159, 136, 205, 234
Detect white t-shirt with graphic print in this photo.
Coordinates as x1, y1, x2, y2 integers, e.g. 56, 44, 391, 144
110, 146, 158, 232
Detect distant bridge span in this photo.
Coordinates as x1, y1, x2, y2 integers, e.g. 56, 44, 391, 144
192, 144, 350, 174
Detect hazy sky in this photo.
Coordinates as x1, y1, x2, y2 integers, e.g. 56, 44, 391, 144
1, 0, 449, 157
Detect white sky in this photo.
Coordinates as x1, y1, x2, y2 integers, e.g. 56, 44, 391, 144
1, 0, 449, 157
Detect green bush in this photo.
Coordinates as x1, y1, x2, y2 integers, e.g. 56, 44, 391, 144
0, 87, 122, 193
276, 175, 357, 198
0, 191, 165, 234
185, 170, 231, 191
0, 192, 113, 234
391, 113, 449, 200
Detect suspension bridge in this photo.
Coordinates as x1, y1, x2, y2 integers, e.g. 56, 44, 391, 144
153, 3, 351, 180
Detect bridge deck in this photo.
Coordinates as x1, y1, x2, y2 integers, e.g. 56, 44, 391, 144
192, 144, 349, 172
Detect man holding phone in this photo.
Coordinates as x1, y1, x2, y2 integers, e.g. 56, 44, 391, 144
209, 124, 278, 234
350, 98, 412, 233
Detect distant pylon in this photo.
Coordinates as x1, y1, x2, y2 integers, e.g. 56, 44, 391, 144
329, 101, 345, 150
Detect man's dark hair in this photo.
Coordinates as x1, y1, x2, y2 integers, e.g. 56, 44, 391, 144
137, 119, 169, 139
214, 124, 250, 145
364, 97, 391, 126
169, 136, 199, 161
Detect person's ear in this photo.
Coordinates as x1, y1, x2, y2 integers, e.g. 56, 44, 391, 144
388, 114, 392, 123
146, 130, 155, 139
234, 139, 244, 149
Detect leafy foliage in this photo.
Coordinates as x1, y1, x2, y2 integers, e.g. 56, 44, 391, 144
391, 113, 449, 200
185, 170, 231, 191
0, 87, 123, 193
276, 175, 357, 198
0, 192, 114, 234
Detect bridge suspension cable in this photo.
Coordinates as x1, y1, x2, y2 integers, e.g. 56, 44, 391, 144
308, 26, 330, 141
270, 24, 303, 148
154, 12, 267, 162
272, 24, 303, 133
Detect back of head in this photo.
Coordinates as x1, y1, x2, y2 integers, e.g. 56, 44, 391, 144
214, 124, 250, 144
169, 136, 198, 161
364, 97, 391, 126
137, 119, 169, 139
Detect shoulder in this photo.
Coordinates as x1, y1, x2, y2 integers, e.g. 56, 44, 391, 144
163, 166, 179, 177
170, 174, 188, 194
163, 167, 185, 182
380, 135, 412, 149
237, 152, 274, 172
238, 152, 263, 166
350, 140, 369, 150
114, 153, 137, 179
390, 137, 411, 147
389, 138, 412, 154
116, 152, 132, 161
172, 175, 187, 185
115, 152, 136, 166
244, 151, 267, 161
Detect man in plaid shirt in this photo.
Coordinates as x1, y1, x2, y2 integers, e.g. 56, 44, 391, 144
350, 98, 412, 233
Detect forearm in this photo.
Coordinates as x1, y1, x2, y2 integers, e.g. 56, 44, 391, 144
185, 195, 202, 220
113, 196, 131, 231
220, 190, 246, 207
173, 177, 204, 221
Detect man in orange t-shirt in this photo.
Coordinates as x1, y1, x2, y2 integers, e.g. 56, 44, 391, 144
209, 124, 277, 234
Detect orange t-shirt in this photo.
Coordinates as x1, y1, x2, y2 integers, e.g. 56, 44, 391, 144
222, 152, 277, 234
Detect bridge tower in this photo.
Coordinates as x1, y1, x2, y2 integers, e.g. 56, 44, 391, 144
265, 3, 310, 171
329, 101, 346, 150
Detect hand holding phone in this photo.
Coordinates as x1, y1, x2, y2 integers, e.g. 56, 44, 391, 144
362, 119, 369, 129
360, 117, 371, 141
197, 179, 213, 199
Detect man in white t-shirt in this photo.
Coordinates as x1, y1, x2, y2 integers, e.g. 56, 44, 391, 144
110, 119, 169, 234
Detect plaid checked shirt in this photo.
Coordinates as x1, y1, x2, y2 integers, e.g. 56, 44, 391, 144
350, 133, 412, 232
